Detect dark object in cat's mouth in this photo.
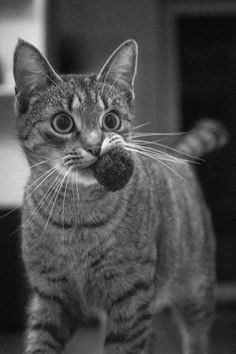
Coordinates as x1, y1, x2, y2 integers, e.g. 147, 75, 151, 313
93, 147, 134, 192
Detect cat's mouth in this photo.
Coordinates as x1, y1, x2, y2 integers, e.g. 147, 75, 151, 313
62, 142, 134, 190
66, 146, 134, 191
69, 167, 98, 186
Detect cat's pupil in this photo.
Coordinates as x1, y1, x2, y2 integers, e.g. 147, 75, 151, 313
52, 114, 73, 133
57, 115, 70, 130
103, 113, 120, 130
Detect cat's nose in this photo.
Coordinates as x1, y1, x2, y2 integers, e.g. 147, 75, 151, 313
86, 145, 101, 157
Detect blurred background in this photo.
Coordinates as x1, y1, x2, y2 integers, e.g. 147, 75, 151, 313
0, 0, 236, 353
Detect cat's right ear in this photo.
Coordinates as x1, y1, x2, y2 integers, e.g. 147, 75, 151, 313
97, 39, 138, 102
13, 39, 62, 97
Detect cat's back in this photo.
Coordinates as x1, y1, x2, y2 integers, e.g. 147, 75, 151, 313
137, 155, 216, 302
132, 153, 214, 246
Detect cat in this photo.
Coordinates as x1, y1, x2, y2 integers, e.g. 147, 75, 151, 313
13, 38, 224, 354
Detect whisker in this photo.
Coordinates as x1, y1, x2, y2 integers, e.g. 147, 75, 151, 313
130, 131, 186, 137
29, 158, 57, 169
125, 146, 186, 181
24, 170, 64, 231
128, 138, 170, 144
125, 141, 199, 165
24, 167, 61, 216
40, 168, 68, 238
0, 165, 59, 220
154, 159, 186, 181
127, 134, 203, 161
62, 168, 71, 240
131, 122, 151, 131
128, 136, 171, 146
128, 137, 171, 146
0, 206, 21, 221
75, 174, 80, 202
125, 142, 190, 164
7, 166, 60, 237
142, 140, 203, 161
27, 165, 61, 193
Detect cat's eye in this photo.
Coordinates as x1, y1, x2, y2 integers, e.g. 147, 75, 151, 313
102, 111, 121, 131
51, 113, 74, 134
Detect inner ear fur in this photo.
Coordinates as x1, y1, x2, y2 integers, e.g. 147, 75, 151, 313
97, 39, 138, 101
13, 39, 62, 96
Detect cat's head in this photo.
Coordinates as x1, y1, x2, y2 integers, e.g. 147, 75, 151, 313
13, 39, 138, 191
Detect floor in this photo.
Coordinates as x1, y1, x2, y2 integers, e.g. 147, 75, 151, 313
0, 305, 236, 354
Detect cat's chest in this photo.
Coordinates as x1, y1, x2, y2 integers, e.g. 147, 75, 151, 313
69, 223, 158, 306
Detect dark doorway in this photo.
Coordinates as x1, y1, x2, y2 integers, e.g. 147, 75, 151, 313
178, 16, 236, 281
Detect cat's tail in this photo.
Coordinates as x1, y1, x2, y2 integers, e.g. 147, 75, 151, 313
176, 118, 228, 158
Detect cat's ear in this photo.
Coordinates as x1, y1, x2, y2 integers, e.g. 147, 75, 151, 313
97, 39, 138, 101
13, 39, 62, 96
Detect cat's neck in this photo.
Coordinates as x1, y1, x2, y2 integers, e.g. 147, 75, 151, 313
28, 169, 107, 202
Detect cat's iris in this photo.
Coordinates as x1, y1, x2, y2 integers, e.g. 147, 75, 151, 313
51, 113, 74, 134
102, 111, 121, 131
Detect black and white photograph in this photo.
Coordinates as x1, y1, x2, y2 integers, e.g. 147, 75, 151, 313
0, 1, 236, 353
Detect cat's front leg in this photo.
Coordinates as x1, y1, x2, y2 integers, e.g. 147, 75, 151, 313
103, 298, 153, 354
24, 289, 76, 354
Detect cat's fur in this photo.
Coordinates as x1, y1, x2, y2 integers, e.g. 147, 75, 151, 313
14, 39, 217, 354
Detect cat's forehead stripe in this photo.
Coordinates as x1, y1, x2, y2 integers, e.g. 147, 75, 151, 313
90, 90, 97, 104
106, 96, 114, 106
79, 90, 87, 104
62, 100, 69, 111
66, 95, 74, 111
72, 95, 80, 110
98, 95, 105, 111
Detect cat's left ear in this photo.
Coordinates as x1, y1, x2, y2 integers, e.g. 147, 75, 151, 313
97, 39, 138, 101
13, 39, 62, 96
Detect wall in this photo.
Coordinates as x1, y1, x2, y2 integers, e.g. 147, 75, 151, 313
47, 0, 173, 133
0, 0, 45, 90
0, 0, 45, 207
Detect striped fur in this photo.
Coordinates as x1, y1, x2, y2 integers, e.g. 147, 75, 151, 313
14, 40, 216, 354
176, 118, 228, 157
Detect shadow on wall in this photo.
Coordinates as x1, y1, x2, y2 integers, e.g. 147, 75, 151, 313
0, 209, 28, 332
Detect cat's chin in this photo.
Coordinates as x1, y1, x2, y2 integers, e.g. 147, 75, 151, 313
69, 168, 98, 187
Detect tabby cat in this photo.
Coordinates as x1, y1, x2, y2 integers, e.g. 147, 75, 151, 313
14, 39, 221, 354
